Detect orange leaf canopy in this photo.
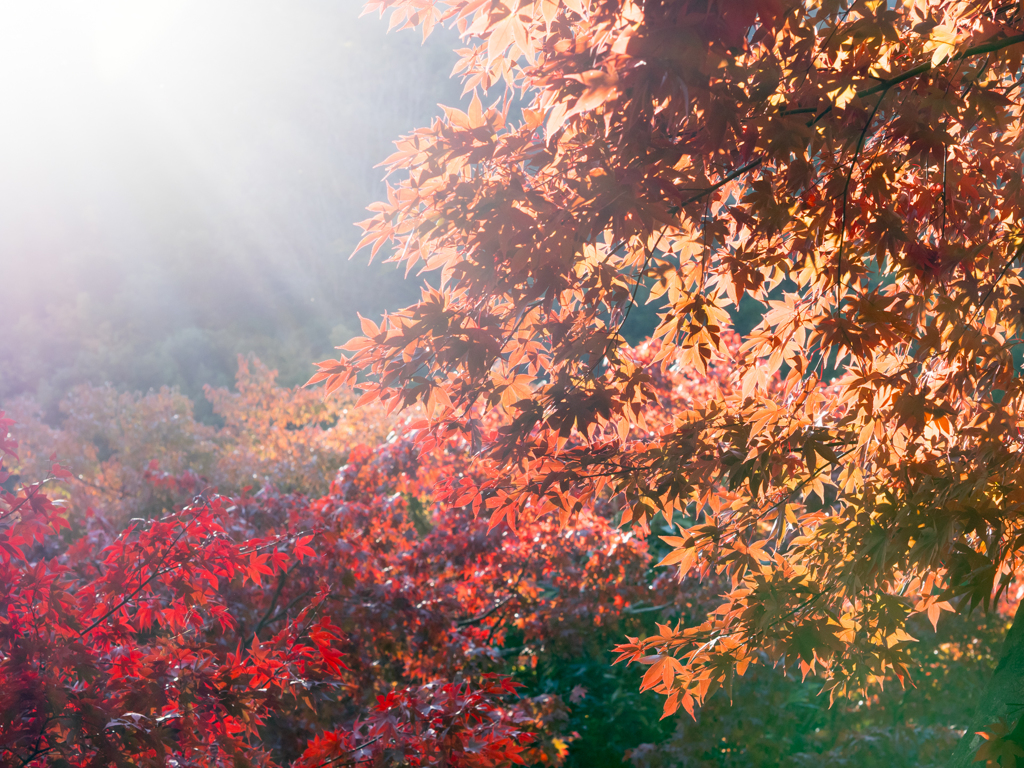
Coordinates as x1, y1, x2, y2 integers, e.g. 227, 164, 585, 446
321, 0, 1024, 716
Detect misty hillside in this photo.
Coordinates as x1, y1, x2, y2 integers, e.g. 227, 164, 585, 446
0, 0, 462, 419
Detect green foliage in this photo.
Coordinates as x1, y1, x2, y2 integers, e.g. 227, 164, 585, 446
627, 609, 1006, 768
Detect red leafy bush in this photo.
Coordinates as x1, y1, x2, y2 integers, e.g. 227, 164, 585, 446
0, 405, 667, 767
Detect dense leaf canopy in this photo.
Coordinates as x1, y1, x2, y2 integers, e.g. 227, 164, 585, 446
0, 362, 1008, 766
310, 0, 1024, 753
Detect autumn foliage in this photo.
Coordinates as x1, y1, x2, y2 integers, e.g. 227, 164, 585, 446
306, 0, 1024, 763
2, 352, 1020, 766
8, 0, 1024, 763
0, 363, 698, 767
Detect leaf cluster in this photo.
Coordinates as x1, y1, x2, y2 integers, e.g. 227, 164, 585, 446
324, 0, 1024, 721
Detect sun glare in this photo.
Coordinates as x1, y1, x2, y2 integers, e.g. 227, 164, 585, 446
0, 0, 334, 238
0, 0, 459, 395
1, 2, 241, 182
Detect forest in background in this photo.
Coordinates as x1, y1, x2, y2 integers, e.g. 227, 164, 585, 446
0, 0, 680, 423
0, 0, 463, 420
0, 0, 671, 421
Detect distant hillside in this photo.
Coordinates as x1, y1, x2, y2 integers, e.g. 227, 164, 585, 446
0, 0, 462, 420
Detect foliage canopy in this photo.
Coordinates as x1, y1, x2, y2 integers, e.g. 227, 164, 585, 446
0, 367, 1006, 767
310, 0, 1024, 761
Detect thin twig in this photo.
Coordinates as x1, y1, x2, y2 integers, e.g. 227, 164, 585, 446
971, 240, 1024, 323
835, 91, 886, 297
811, 32, 1024, 126
254, 564, 296, 638
456, 594, 516, 627
311, 735, 384, 768
78, 509, 202, 637
670, 32, 1024, 218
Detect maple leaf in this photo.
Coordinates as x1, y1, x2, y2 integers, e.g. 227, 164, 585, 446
336, 0, 1024, 756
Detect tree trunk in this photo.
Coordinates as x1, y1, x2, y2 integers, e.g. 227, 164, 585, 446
949, 605, 1024, 767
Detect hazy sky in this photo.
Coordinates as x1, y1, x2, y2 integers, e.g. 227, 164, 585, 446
0, 0, 458, 268
0, 0, 462, 404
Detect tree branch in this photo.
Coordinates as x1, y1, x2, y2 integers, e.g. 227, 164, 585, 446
671, 33, 1024, 218
813, 32, 1024, 126
835, 91, 887, 295
456, 594, 517, 627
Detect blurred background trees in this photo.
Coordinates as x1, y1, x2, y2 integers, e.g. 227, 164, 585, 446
0, 0, 462, 420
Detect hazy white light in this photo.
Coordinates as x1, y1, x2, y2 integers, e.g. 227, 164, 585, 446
0, 0, 339, 264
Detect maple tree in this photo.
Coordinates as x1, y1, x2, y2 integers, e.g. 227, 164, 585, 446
309, 0, 1024, 763
1, 360, 697, 768
0, 411, 560, 767
5, 356, 394, 528
3, 359, 1015, 766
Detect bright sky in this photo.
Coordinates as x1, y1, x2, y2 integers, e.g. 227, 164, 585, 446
0, 0, 457, 272
0, 0, 461, 399
0, 1, 329, 240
